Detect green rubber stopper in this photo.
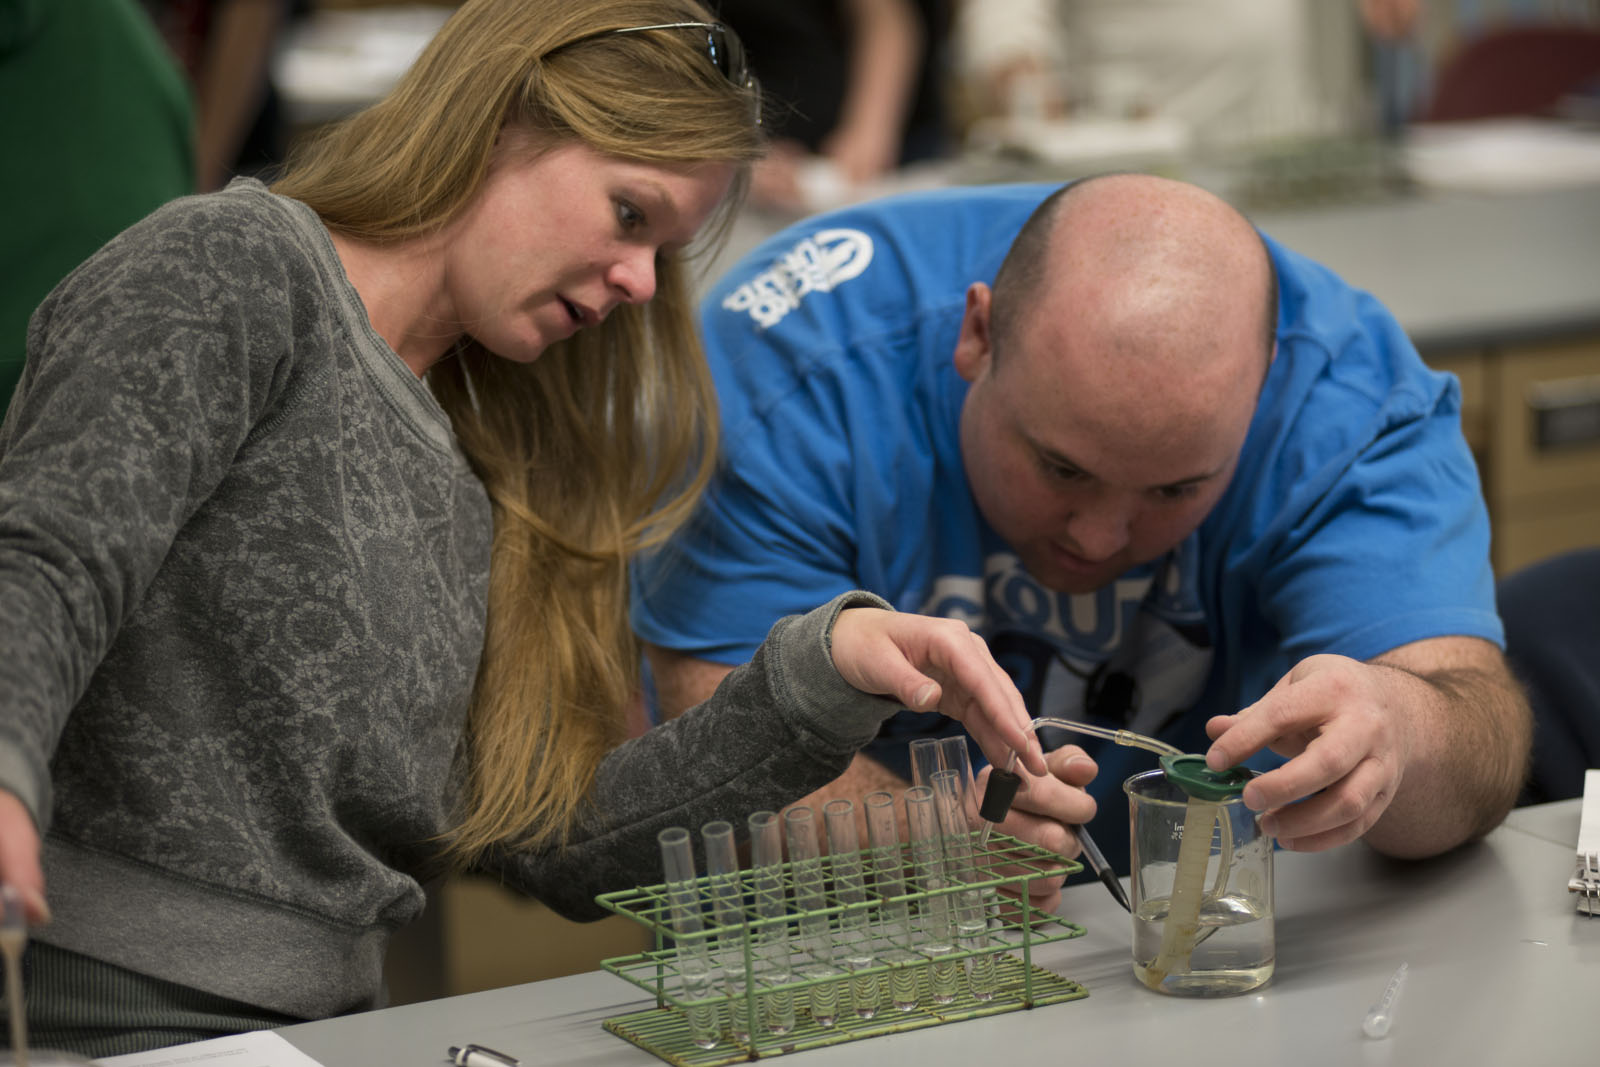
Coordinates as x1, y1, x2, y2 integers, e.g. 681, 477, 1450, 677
1159, 753, 1252, 801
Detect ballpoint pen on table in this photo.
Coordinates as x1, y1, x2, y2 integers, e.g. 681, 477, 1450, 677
448, 1043, 521, 1067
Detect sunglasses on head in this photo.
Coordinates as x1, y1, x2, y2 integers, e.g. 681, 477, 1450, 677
554, 21, 755, 98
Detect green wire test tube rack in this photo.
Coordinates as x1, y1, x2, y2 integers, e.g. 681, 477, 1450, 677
596, 832, 1088, 1065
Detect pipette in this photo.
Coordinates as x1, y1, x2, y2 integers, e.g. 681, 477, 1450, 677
1362, 962, 1409, 1039
976, 717, 1185, 849
977, 718, 1220, 913
1, 885, 29, 1067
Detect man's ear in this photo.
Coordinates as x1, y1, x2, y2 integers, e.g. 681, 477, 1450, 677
953, 282, 994, 384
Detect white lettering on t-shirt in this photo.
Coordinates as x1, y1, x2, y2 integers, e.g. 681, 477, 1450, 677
920, 550, 1212, 736
720, 228, 875, 329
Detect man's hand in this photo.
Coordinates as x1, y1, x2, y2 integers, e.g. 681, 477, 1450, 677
1203, 653, 1414, 850
0, 790, 48, 925
976, 745, 1098, 914
830, 607, 1046, 778
1203, 636, 1530, 857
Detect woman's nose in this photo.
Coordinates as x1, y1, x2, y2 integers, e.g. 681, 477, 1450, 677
608, 247, 658, 305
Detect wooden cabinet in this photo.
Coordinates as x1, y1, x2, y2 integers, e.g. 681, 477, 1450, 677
385, 876, 653, 1005
1427, 336, 1600, 575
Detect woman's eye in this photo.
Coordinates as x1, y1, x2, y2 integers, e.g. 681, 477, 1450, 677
616, 200, 645, 232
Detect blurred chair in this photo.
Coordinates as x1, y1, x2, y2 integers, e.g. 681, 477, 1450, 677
1421, 23, 1600, 120
1498, 546, 1600, 806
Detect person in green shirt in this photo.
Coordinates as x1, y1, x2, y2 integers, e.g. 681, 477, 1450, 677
0, 0, 194, 415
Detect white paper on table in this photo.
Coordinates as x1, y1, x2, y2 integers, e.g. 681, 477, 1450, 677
95, 1029, 326, 1067
1570, 768, 1599, 916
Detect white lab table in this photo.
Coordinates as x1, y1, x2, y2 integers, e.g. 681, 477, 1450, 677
268, 798, 1592, 1066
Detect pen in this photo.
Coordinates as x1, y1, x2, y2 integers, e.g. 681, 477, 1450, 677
448, 1043, 521, 1067
1074, 824, 1132, 912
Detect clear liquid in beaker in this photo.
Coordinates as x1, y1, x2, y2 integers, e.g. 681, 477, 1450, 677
1132, 891, 1274, 996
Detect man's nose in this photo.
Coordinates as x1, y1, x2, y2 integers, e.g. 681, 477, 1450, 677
1063, 496, 1135, 561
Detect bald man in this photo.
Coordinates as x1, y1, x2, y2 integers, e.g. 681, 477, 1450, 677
631, 175, 1530, 875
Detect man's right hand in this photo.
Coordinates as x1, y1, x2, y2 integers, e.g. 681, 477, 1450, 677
0, 790, 48, 925
978, 744, 1098, 914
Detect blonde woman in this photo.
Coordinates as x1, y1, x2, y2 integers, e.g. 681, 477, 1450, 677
0, 0, 1048, 1055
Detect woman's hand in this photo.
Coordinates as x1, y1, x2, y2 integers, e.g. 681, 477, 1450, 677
0, 791, 48, 925
829, 607, 1047, 778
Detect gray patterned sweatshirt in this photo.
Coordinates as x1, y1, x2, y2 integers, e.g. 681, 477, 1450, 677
0, 180, 899, 1020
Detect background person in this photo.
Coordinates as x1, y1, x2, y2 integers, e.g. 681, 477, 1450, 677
633, 174, 1532, 876
721, 0, 954, 212
0, 0, 1057, 1055
139, 0, 301, 191
0, 0, 193, 415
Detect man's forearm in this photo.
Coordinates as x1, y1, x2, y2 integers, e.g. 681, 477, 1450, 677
647, 644, 737, 721
789, 751, 911, 847
1365, 655, 1531, 858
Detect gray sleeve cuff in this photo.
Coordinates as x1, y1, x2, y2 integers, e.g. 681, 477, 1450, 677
0, 743, 47, 833
766, 590, 903, 751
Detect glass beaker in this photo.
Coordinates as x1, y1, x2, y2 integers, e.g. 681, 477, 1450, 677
1124, 768, 1274, 996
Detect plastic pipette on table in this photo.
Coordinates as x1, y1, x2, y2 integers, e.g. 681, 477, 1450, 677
1363, 962, 1409, 1039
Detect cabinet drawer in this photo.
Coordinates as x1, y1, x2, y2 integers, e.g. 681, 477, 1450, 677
1492, 500, 1600, 575
1489, 338, 1600, 507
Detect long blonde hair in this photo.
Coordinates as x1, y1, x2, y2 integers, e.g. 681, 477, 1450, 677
272, 0, 763, 859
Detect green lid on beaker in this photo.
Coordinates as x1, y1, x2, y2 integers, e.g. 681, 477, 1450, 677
1158, 754, 1252, 801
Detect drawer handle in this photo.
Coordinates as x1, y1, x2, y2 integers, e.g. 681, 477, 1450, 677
1527, 375, 1600, 451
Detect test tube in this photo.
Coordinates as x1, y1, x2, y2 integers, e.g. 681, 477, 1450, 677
824, 799, 880, 1019
702, 820, 752, 1045
908, 737, 944, 790
657, 827, 721, 1049
933, 769, 997, 1000
935, 736, 1006, 943
784, 805, 840, 1027
938, 736, 979, 820
747, 811, 796, 1035
905, 786, 959, 1004
864, 791, 921, 1011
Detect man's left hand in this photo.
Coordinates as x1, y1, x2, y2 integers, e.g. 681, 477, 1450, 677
1203, 653, 1418, 851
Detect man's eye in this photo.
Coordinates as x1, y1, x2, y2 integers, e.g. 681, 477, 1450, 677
1156, 483, 1200, 501
1044, 461, 1083, 482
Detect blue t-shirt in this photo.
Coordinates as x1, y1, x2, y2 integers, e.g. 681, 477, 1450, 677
631, 183, 1502, 870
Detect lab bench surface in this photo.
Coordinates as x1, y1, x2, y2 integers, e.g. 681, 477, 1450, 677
274, 799, 1593, 1067
1249, 183, 1600, 354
